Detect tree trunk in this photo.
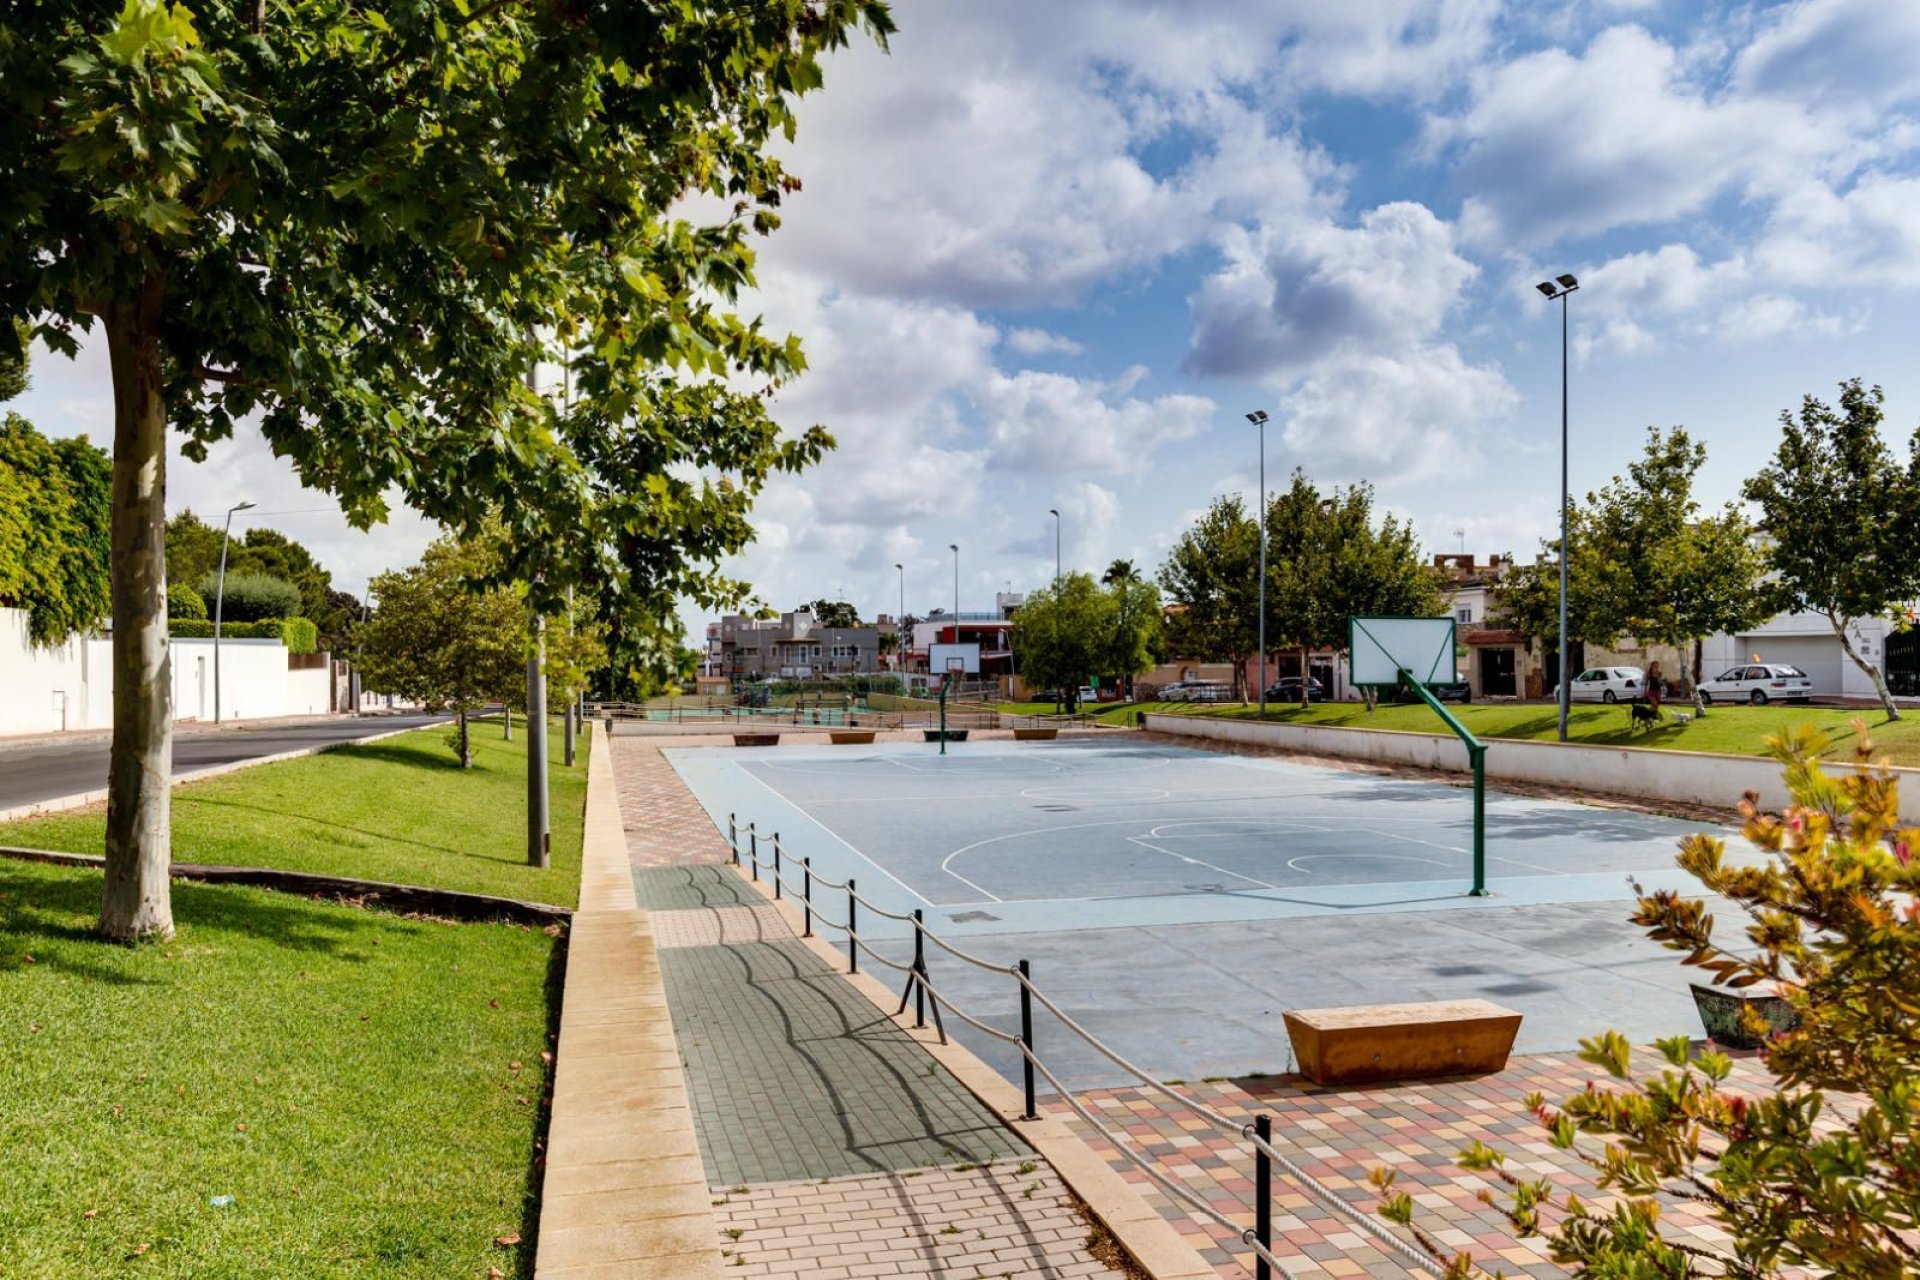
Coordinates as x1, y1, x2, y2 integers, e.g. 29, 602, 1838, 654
458, 707, 472, 767
503, 706, 512, 740
1831, 614, 1901, 721
99, 276, 175, 942
1298, 645, 1310, 708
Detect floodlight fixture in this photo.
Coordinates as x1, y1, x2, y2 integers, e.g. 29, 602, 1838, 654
1245, 410, 1268, 425
1556, 273, 1579, 290
1535, 281, 1559, 298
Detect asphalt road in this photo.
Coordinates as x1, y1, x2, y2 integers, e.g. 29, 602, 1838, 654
0, 715, 447, 814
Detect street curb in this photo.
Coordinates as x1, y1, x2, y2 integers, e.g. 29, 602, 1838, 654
722, 855, 1219, 1280
0, 720, 442, 827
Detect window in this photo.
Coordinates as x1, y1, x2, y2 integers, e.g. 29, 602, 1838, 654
1455, 606, 1473, 623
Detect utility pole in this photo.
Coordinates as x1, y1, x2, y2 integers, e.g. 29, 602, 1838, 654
1535, 274, 1580, 742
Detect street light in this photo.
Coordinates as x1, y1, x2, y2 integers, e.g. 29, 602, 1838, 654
895, 562, 905, 671
1246, 411, 1269, 718
1048, 508, 1061, 583
949, 544, 959, 624
1536, 273, 1579, 743
212, 499, 256, 724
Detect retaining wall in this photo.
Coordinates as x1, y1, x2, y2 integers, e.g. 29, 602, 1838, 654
1143, 713, 1920, 824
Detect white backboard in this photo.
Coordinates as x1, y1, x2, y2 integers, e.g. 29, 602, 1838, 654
1349, 617, 1457, 687
928, 642, 982, 675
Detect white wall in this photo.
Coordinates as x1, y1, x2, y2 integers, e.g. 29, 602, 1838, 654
0, 607, 96, 734
169, 637, 293, 723
1143, 713, 1920, 824
286, 665, 332, 716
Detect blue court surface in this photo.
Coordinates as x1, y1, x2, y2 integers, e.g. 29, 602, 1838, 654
666, 737, 1757, 1088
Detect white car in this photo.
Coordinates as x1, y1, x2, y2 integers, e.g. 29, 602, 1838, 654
1697, 663, 1813, 705
1554, 666, 1645, 704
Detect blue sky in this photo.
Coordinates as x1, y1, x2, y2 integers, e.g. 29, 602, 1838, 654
15, 0, 1920, 636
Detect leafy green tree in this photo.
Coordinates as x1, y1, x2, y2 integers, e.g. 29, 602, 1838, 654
166, 583, 206, 621
195, 570, 301, 622
357, 538, 525, 769
0, 321, 29, 404
0, 414, 112, 645
1100, 574, 1162, 700
803, 599, 862, 628
1102, 559, 1139, 585
4, 0, 890, 938
1013, 574, 1109, 711
1159, 496, 1261, 698
1743, 380, 1920, 720
1377, 724, 1920, 1278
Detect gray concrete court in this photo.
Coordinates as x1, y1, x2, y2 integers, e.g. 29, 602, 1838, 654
0, 713, 447, 813
667, 739, 1758, 1090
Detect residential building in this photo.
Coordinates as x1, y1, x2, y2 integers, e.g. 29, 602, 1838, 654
709, 609, 880, 680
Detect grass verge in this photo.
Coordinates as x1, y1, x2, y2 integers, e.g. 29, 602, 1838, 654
1143, 700, 1920, 766
0, 719, 586, 906
0, 858, 557, 1278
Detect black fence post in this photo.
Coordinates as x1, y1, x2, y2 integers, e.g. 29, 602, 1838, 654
847, 878, 858, 975
912, 910, 926, 1029
802, 857, 813, 937
1018, 958, 1036, 1121
772, 833, 782, 900
749, 825, 759, 882
728, 813, 738, 865
1254, 1114, 1273, 1280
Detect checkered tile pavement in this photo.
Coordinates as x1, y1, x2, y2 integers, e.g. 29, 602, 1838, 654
653, 902, 794, 949
609, 732, 737, 867
1058, 1050, 1774, 1278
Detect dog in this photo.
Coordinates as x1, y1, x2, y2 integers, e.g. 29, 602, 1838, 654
1630, 700, 1662, 732
1671, 711, 1692, 726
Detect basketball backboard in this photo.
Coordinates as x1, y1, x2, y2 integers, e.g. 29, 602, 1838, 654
1349, 617, 1456, 687
928, 642, 981, 675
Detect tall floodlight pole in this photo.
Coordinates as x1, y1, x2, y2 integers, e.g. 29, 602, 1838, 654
949, 544, 959, 622
212, 499, 256, 724
1536, 274, 1580, 743
1246, 411, 1269, 717
1048, 508, 1061, 582
894, 562, 905, 672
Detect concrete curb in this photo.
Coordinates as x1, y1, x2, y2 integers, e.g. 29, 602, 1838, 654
722, 859, 1219, 1280
0, 720, 442, 826
535, 731, 724, 1279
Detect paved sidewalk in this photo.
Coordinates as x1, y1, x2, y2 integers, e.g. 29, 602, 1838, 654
610, 736, 1133, 1280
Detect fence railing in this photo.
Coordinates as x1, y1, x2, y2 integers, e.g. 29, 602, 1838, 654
722, 815, 1435, 1280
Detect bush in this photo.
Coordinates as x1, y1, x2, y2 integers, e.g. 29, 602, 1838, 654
168, 618, 213, 639
196, 570, 301, 621
1376, 721, 1920, 1278
278, 616, 319, 654
168, 582, 207, 620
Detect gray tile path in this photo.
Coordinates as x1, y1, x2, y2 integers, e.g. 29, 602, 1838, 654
634, 861, 760, 910
658, 934, 1029, 1185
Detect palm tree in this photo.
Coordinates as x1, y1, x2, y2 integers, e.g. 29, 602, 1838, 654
1102, 558, 1139, 585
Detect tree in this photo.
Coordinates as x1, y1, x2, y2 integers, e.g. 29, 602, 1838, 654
1013, 573, 1109, 711
0, 413, 112, 646
803, 599, 862, 628
195, 570, 301, 622
356, 537, 525, 769
1743, 380, 1920, 720
1377, 724, 1920, 1278
1100, 574, 1162, 700
1102, 559, 1139, 585
4, 0, 891, 938
1159, 496, 1261, 698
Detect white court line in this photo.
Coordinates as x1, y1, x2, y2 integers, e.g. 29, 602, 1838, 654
1125, 835, 1281, 891
1286, 851, 1448, 873
736, 762, 936, 908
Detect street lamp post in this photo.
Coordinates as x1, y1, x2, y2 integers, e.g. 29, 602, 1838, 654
1246, 411, 1269, 717
1048, 508, 1061, 582
895, 562, 905, 671
1535, 273, 1580, 743
949, 544, 959, 622
212, 499, 256, 724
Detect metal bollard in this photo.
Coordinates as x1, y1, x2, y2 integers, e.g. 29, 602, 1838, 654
749, 825, 759, 881
911, 910, 926, 1029
1018, 958, 1036, 1120
728, 813, 738, 865
1255, 1114, 1273, 1280
802, 857, 813, 937
772, 833, 782, 901
847, 878, 858, 974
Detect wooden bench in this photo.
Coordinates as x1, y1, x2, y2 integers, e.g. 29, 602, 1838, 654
1013, 727, 1058, 741
829, 730, 878, 745
1282, 999, 1521, 1085
731, 733, 780, 747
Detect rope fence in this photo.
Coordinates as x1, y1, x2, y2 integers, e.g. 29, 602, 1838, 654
724, 814, 1432, 1280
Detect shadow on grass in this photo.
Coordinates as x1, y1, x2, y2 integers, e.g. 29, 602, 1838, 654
329, 741, 473, 773
514, 920, 571, 1280
182, 796, 522, 866
0, 861, 397, 985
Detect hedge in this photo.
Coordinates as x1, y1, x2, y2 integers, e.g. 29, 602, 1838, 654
165, 615, 319, 653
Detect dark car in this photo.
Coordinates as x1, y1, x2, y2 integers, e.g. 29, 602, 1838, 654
1262, 677, 1326, 701
1384, 680, 1472, 704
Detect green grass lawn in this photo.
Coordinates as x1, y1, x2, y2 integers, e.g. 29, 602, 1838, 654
1156, 699, 1920, 766
0, 858, 555, 1277
0, 719, 586, 907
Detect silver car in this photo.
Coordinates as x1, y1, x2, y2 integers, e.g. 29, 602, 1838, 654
1697, 663, 1813, 705
1554, 666, 1645, 704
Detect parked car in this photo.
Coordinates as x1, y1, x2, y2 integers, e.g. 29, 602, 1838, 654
1552, 667, 1645, 704
1161, 680, 1231, 703
1696, 663, 1813, 705
1385, 680, 1472, 704
1076, 685, 1099, 705
1262, 677, 1326, 701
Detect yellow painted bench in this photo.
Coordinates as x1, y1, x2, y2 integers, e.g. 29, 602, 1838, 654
1282, 999, 1521, 1085
829, 730, 878, 745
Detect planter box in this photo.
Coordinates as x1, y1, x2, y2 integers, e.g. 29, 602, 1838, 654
1690, 982, 1799, 1049
731, 733, 780, 747
1013, 727, 1058, 741
1283, 999, 1522, 1085
923, 729, 969, 743
829, 730, 878, 745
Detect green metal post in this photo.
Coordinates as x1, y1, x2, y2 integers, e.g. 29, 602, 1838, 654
938, 677, 949, 756
1401, 671, 1490, 897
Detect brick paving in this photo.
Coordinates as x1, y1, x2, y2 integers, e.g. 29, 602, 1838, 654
609, 735, 1125, 1277
713, 1158, 1123, 1279
1057, 1049, 1775, 1279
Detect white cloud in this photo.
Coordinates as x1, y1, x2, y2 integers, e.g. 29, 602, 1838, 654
1277, 345, 1518, 482
1733, 0, 1920, 112
980, 368, 1216, 477
1005, 328, 1085, 357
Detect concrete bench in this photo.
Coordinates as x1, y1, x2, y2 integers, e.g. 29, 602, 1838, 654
922, 728, 969, 743
1013, 727, 1058, 741
829, 730, 878, 745
1282, 999, 1521, 1085
732, 733, 780, 747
